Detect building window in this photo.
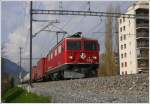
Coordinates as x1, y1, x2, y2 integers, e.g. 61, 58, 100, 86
124, 44, 126, 49
120, 36, 122, 41
125, 62, 127, 67
120, 19, 122, 24
121, 54, 123, 58
125, 71, 127, 75
121, 62, 124, 67
124, 34, 126, 40
123, 17, 125, 22
124, 53, 127, 58
120, 27, 122, 32
121, 45, 123, 50
123, 26, 125, 31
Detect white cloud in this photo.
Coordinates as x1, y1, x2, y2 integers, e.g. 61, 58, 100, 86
3, 1, 58, 71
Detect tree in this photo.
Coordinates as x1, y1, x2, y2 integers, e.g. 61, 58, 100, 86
98, 4, 119, 76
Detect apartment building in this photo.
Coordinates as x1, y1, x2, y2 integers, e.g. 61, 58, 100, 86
118, 1, 149, 75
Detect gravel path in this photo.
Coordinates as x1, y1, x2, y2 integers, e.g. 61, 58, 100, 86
23, 74, 149, 103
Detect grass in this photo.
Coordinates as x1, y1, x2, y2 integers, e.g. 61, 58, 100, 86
2, 86, 51, 103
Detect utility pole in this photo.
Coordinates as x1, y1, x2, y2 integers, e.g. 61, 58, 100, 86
56, 32, 58, 44
29, 1, 32, 86
19, 47, 22, 83
19, 47, 22, 70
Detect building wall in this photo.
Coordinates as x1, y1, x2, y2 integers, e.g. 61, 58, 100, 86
118, 1, 149, 75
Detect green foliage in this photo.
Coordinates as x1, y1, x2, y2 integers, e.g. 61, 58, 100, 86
10, 91, 50, 103
2, 87, 23, 102
98, 53, 119, 76
1, 72, 13, 96
10, 77, 14, 88
2, 87, 50, 103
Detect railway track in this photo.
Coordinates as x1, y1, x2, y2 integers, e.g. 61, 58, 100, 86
22, 74, 149, 103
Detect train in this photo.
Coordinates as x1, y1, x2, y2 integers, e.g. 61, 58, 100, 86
31, 32, 100, 82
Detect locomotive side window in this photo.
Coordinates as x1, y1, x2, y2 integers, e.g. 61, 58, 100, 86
55, 49, 57, 56
48, 54, 51, 61
84, 41, 97, 50
62, 47, 64, 52
58, 45, 61, 54
67, 41, 81, 50
51, 53, 53, 59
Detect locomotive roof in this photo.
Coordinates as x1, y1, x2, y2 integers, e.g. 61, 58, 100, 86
65, 37, 98, 41
46, 37, 98, 57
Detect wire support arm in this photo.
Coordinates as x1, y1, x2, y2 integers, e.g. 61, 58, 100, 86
32, 9, 148, 19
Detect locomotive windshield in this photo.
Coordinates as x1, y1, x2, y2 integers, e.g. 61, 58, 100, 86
67, 41, 81, 50
84, 41, 97, 50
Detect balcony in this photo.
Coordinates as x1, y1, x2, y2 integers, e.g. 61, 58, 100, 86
137, 40, 149, 48
137, 43, 149, 48
136, 14, 149, 20
137, 48, 149, 60
136, 23, 149, 28
136, 32, 149, 39
137, 53, 149, 59
136, 18, 149, 29
138, 68, 149, 73
136, 9, 149, 20
137, 60, 149, 69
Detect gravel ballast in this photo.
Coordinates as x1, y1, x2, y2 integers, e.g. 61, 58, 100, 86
24, 74, 149, 103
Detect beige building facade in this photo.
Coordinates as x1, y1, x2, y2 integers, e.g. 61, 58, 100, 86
118, 1, 149, 75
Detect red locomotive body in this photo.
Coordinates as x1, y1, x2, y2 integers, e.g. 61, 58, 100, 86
36, 57, 48, 81
46, 34, 99, 79
32, 32, 100, 81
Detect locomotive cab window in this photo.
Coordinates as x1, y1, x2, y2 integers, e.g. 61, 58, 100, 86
84, 41, 97, 50
67, 41, 81, 50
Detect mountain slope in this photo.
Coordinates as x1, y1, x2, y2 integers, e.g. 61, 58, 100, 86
1, 58, 27, 83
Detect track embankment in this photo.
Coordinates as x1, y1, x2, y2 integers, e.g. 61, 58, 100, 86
23, 74, 149, 103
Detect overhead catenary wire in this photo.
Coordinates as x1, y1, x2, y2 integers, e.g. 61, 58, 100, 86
57, 2, 89, 36
29, 1, 147, 63
33, 20, 59, 37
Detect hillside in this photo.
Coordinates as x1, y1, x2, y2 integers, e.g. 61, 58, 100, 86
1, 57, 27, 83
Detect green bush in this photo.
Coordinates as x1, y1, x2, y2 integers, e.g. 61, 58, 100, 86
2, 87, 24, 102
2, 86, 50, 103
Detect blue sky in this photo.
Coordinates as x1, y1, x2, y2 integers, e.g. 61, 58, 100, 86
1, 1, 135, 71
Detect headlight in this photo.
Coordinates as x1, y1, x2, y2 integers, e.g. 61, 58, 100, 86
69, 56, 73, 59
93, 56, 97, 60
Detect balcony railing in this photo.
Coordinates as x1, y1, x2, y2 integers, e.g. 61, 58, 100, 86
138, 62, 149, 68
136, 32, 149, 38
137, 54, 149, 59
136, 14, 149, 19
138, 64, 149, 68
137, 43, 149, 48
136, 23, 149, 28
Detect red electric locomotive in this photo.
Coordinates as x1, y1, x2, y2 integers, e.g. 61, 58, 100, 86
45, 32, 100, 79
32, 32, 100, 82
